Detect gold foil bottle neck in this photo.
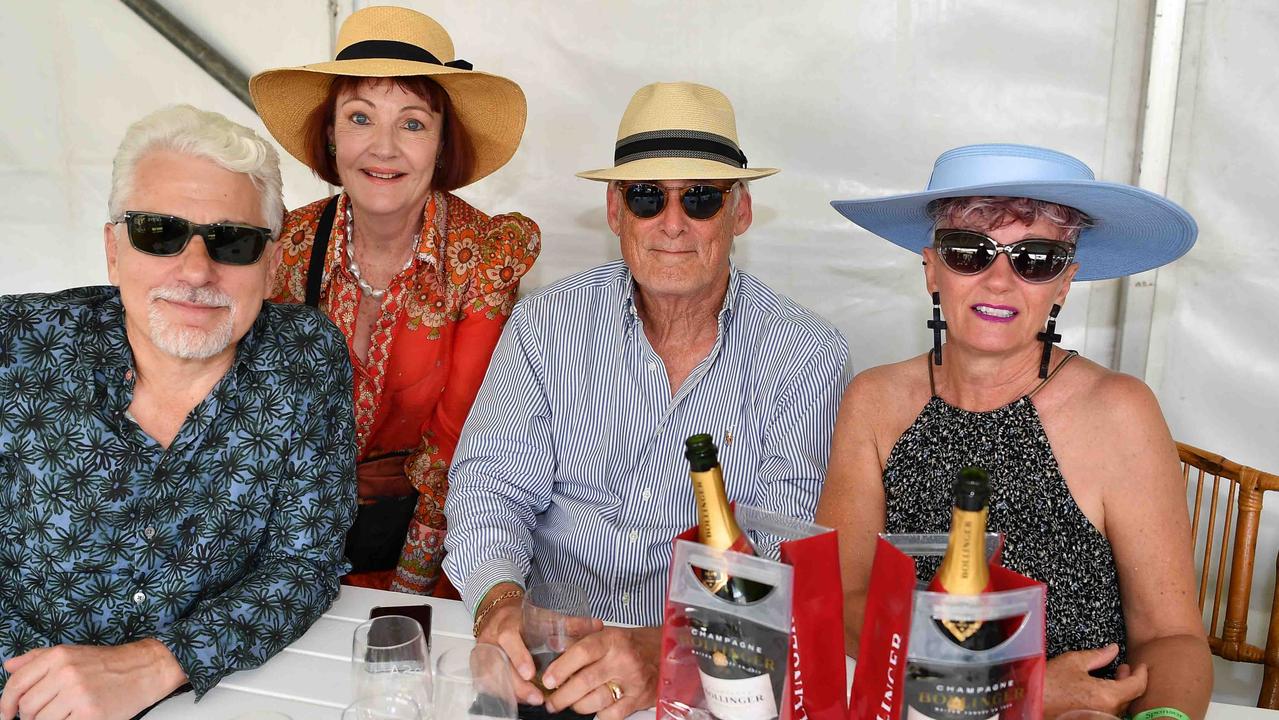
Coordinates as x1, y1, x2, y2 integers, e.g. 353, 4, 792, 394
686, 434, 755, 594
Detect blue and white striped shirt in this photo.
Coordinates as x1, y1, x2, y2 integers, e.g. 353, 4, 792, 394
443, 260, 848, 625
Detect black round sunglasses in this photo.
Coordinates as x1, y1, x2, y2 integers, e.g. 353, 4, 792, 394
619, 182, 737, 221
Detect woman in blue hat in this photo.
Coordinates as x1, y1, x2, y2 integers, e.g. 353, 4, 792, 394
817, 144, 1210, 719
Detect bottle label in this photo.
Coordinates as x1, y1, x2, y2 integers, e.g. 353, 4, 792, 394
906, 704, 997, 720
698, 666, 778, 720
685, 611, 787, 720
903, 665, 1023, 720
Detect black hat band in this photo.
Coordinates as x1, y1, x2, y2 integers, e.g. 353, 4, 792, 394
614, 129, 747, 168
336, 39, 473, 70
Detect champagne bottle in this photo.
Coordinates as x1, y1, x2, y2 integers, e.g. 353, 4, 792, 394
686, 433, 769, 601
905, 466, 1011, 720
684, 433, 783, 720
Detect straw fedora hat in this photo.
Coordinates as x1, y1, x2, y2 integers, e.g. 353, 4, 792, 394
577, 82, 778, 182
249, 6, 526, 187
831, 143, 1197, 281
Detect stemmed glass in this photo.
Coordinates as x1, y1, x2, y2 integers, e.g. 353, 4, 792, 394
435, 644, 519, 719
351, 615, 432, 712
520, 582, 593, 694
341, 694, 425, 719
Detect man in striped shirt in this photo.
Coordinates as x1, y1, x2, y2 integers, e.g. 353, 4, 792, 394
443, 82, 849, 719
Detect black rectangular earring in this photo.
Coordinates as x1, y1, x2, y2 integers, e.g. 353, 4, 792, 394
1036, 304, 1063, 378
927, 291, 947, 365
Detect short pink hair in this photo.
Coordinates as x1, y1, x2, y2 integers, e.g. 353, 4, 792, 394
927, 196, 1092, 242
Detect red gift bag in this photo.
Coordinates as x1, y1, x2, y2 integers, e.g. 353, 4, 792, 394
658, 504, 848, 720
849, 534, 1046, 720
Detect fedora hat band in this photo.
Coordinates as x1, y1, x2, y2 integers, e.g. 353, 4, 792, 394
614, 129, 747, 169
335, 39, 473, 70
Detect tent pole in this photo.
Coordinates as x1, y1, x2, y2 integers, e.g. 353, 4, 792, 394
1116, 0, 1189, 380
119, 0, 253, 111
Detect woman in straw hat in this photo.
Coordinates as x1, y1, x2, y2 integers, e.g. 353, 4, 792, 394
249, 6, 539, 596
817, 144, 1210, 718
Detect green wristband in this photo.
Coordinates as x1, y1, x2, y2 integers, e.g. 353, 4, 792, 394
1131, 708, 1191, 720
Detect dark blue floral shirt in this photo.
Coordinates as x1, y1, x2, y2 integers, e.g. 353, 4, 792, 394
0, 286, 356, 696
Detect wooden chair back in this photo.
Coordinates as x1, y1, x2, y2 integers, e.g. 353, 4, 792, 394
1181, 441, 1279, 708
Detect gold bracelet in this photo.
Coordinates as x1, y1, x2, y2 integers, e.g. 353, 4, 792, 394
472, 587, 525, 637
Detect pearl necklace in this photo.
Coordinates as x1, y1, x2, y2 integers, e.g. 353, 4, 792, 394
344, 205, 418, 299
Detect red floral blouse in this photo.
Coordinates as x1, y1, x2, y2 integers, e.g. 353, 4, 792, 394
271, 191, 540, 595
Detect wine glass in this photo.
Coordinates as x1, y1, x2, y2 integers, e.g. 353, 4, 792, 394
351, 615, 432, 712
341, 694, 425, 720
435, 644, 519, 719
520, 582, 593, 693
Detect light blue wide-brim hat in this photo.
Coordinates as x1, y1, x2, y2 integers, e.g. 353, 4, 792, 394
830, 143, 1197, 281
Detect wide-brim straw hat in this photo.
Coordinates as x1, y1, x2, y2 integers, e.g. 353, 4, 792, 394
830, 143, 1197, 281
249, 6, 526, 187
577, 82, 778, 182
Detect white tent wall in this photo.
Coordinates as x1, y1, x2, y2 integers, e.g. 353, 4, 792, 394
2, 0, 1276, 700
1153, 0, 1279, 703
1, 0, 1150, 356
0, 1, 332, 291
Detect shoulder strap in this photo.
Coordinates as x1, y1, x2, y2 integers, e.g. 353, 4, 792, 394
926, 353, 937, 396
304, 195, 341, 308
1028, 350, 1080, 397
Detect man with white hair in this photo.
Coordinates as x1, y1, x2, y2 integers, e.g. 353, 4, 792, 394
0, 105, 355, 718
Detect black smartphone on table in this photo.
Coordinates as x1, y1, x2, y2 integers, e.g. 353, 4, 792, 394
368, 603, 433, 648
517, 703, 594, 720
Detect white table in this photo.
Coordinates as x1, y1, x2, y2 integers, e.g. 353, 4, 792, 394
147, 585, 1275, 720
147, 586, 654, 719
